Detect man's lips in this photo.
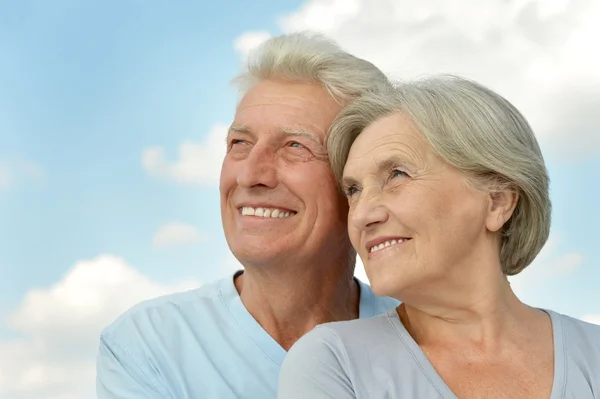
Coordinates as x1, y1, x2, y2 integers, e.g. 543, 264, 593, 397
237, 204, 297, 218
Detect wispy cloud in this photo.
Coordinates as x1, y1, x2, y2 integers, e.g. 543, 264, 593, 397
0, 159, 43, 189
0, 164, 11, 188
235, 0, 600, 161
0, 255, 198, 399
582, 314, 600, 326
509, 233, 584, 298
142, 124, 227, 186
153, 222, 207, 248
234, 31, 272, 61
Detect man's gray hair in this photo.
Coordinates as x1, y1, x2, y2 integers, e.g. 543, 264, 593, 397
232, 32, 391, 103
328, 75, 551, 275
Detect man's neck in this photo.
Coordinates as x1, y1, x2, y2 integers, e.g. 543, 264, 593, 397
234, 261, 360, 350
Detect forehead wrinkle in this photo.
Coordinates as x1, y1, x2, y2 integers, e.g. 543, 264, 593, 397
375, 131, 426, 162
227, 124, 323, 145
344, 132, 430, 183
343, 148, 382, 191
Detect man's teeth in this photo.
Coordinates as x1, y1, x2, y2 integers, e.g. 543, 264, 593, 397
241, 207, 295, 218
369, 239, 406, 253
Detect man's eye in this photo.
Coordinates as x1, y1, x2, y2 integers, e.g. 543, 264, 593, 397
288, 141, 304, 148
231, 139, 245, 146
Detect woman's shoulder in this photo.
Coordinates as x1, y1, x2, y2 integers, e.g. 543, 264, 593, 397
287, 310, 401, 362
550, 310, 600, 342
319, 309, 401, 346
279, 312, 408, 398
547, 310, 600, 377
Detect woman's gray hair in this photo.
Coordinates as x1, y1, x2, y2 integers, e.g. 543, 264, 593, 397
328, 75, 551, 275
232, 32, 391, 103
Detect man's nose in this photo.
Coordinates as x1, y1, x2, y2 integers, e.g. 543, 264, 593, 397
350, 186, 389, 231
236, 144, 278, 189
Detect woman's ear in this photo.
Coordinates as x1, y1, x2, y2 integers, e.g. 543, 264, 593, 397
486, 188, 519, 233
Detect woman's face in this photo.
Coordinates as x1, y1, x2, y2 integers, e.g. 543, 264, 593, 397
342, 111, 502, 300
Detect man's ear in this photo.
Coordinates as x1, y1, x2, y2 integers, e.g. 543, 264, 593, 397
486, 188, 519, 233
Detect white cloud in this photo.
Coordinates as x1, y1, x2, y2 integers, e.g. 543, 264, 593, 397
0, 164, 10, 188
582, 314, 600, 325
280, 0, 361, 33
237, 0, 600, 160
153, 222, 206, 248
508, 233, 583, 301
142, 124, 228, 185
354, 256, 368, 284
221, 251, 245, 276
234, 31, 272, 60
15, 159, 44, 181
0, 255, 198, 399
0, 159, 43, 189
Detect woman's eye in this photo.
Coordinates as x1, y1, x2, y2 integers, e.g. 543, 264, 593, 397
288, 141, 304, 148
391, 168, 408, 179
344, 185, 360, 197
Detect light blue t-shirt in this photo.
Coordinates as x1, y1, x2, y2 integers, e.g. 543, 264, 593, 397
96, 271, 399, 399
278, 308, 600, 398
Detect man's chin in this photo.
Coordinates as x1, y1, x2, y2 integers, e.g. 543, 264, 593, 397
230, 243, 290, 265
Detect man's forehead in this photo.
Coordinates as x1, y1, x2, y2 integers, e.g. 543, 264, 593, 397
232, 101, 333, 136
236, 80, 333, 114
233, 80, 341, 134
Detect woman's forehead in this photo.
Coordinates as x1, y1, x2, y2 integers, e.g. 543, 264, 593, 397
345, 117, 428, 171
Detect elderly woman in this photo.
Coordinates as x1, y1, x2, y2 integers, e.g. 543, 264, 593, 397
278, 76, 600, 398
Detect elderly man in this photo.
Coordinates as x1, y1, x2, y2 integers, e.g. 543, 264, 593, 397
96, 32, 398, 398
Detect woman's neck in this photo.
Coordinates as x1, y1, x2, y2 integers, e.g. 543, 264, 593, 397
398, 276, 548, 350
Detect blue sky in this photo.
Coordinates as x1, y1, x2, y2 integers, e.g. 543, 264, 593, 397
0, 0, 300, 305
0, 0, 598, 397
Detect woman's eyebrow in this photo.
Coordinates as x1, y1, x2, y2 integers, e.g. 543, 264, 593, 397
376, 157, 402, 172
373, 149, 422, 172
341, 175, 359, 188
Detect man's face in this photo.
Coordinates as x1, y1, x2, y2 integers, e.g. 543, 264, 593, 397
220, 79, 349, 268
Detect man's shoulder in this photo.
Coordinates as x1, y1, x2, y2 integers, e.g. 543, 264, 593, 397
372, 294, 401, 313
356, 278, 400, 317
101, 274, 232, 341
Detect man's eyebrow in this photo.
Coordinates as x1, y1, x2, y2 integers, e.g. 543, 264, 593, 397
279, 128, 323, 145
227, 125, 324, 146
228, 125, 250, 134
